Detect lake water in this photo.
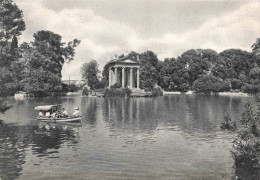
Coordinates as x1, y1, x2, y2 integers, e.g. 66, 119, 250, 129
0, 94, 253, 179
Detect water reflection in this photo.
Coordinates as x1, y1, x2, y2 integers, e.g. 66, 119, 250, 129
0, 124, 29, 180
31, 122, 81, 154
0, 121, 81, 180
0, 94, 254, 179
104, 98, 158, 132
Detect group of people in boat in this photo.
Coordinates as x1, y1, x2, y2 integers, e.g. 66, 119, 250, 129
38, 107, 80, 118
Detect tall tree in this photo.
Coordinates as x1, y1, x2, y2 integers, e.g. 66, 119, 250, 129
158, 58, 190, 92
139, 51, 160, 90
252, 38, 260, 55
81, 60, 100, 90
10, 35, 18, 55
31, 30, 80, 77
177, 49, 218, 87
0, 0, 25, 97
212, 49, 258, 90
19, 31, 81, 96
0, 0, 25, 55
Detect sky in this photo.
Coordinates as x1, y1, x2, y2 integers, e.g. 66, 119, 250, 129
15, 0, 260, 80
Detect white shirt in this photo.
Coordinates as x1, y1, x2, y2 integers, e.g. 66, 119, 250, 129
73, 110, 80, 117
46, 112, 50, 117
39, 112, 43, 117
62, 110, 68, 116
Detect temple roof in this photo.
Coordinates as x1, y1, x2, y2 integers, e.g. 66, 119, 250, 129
107, 56, 140, 68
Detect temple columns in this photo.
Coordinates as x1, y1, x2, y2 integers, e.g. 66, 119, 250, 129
130, 68, 133, 89
114, 67, 118, 85
109, 66, 140, 89
137, 68, 140, 89
122, 67, 125, 88
109, 68, 112, 88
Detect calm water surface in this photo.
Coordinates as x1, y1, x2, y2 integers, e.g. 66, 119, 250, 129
0, 95, 252, 179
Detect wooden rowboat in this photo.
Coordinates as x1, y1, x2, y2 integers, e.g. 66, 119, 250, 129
37, 116, 81, 122
35, 104, 81, 122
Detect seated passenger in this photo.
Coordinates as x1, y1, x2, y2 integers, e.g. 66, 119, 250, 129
38, 111, 44, 117
45, 111, 51, 117
72, 107, 80, 117
51, 111, 57, 118
61, 108, 68, 117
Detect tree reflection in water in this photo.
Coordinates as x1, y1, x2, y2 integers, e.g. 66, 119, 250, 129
0, 121, 81, 180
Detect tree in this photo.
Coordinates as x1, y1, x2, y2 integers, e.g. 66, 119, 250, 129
101, 62, 110, 88
158, 58, 190, 92
31, 30, 80, 77
177, 49, 218, 87
0, 0, 25, 55
232, 99, 260, 179
212, 49, 259, 92
0, 0, 25, 97
18, 31, 80, 96
10, 35, 18, 55
252, 38, 260, 56
81, 60, 100, 90
192, 75, 230, 94
139, 51, 160, 90
21, 67, 62, 96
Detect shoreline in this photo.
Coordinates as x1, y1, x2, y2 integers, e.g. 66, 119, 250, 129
163, 91, 249, 97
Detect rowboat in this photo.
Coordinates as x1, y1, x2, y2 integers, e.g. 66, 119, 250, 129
37, 116, 81, 122
35, 104, 81, 122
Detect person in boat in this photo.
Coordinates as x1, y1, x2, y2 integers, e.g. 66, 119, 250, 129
51, 111, 57, 118
38, 111, 44, 117
72, 107, 80, 117
45, 111, 51, 117
61, 108, 68, 118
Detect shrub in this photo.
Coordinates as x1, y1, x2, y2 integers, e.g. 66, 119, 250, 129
151, 87, 163, 97
231, 78, 242, 89
231, 97, 260, 179
110, 82, 121, 89
0, 100, 11, 114
82, 87, 90, 96
179, 83, 190, 92
104, 88, 132, 97
220, 112, 237, 131
241, 83, 260, 94
192, 75, 231, 94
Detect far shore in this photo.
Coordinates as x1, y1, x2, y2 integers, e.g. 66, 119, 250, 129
163, 91, 249, 97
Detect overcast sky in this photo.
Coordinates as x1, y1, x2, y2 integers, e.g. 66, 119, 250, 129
15, 0, 260, 80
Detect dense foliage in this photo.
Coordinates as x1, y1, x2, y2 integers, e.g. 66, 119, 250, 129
232, 98, 260, 180
81, 60, 100, 90
192, 75, 231, 94
0, 1, 80, 97
100, 48, 260, 94
220, 112, 237, 131
139, 51, 160, 90
18, 31, 80, 96
104, 88, 132, 98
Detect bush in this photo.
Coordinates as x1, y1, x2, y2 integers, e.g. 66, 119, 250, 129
110, 82, 121, 89
192, 75, 231, 94
0, 100, 11, 113
231, 78, 242, 89
241, 83, 260, 94
220, 112, 237, 131
231, 97, 260, 179
82, 87, 90, 96
179, 83, 190, 92
151, 87, 163, 97
104, 88, 132, 97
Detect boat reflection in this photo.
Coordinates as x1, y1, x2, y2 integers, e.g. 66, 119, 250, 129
0, 121, 82, 180
31, 121, 81, 153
